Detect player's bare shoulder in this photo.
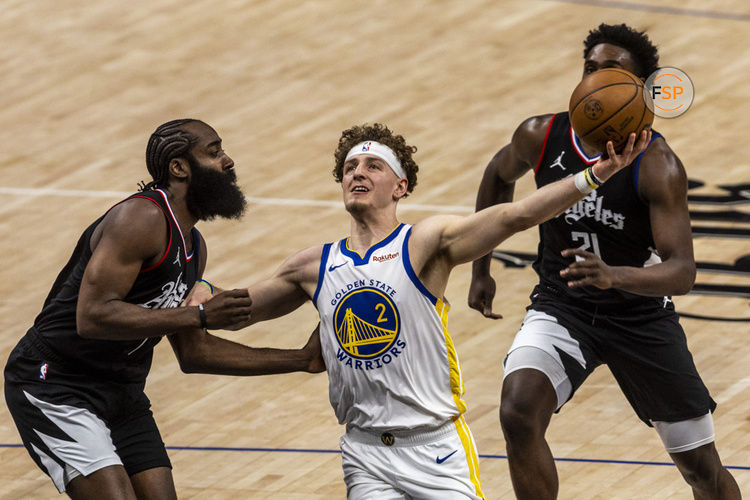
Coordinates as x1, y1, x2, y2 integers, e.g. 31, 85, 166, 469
408, 214, 466, 276
492, 113, 556, 182
636, 136, 688, 203
91, 196, 167, 258
512, 113, 556, 162
277, 243, 327, 287
101, 197, 165, 233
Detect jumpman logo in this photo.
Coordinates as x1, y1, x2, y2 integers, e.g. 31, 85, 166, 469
663, 296, 673, 308
173, 248, 181, 266
550, 151, 566, 170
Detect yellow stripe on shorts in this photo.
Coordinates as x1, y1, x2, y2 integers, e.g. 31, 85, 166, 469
454, 415, 484, 498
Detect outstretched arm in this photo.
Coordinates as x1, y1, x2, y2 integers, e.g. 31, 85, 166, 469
168, 323, 325, 375
560, 139, 696, 296
168, 241, 325, 375
412, 131, 651, 299
469, 115, 553, 318
244, 245, 323, 324
444, 132, 650, 265
182, 245, 323, 329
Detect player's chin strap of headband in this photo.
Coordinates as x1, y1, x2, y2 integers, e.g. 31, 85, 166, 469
345, 141, 406, 179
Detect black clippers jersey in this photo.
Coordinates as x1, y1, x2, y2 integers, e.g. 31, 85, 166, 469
31, 189, 201, 383
532, 112, 664, 310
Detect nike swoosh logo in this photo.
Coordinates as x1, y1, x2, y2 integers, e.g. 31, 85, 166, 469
328, 262, 347, 272
436, 450, 457, 464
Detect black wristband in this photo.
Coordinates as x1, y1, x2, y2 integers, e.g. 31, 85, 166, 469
588, 166, 604, 186
198, 304, 208, 330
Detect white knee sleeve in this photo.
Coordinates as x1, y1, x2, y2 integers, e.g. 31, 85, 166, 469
504, 346, 572, 410
651, 412, 715, 453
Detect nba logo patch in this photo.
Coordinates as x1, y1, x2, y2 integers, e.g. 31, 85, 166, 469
39, 363, 48, 380
361, 141, 371, 152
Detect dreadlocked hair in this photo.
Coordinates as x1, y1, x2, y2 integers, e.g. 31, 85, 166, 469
583, 23, 659, 79
140, 119, 202, 191
333, 123, 419, 197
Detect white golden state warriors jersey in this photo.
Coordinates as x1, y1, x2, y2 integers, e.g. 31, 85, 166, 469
313, 224, 467, 431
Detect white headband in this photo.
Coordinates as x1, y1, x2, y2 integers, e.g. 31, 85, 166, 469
344, 141, 406, 179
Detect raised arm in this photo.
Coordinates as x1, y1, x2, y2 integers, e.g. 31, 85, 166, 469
470, 115, 553, 317
76, 199, 252, 340
560, 138, 696, 296
412, 131, 651, 299
444, 131, 650, 265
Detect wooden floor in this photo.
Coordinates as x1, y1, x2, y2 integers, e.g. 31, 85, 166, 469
1, 0, 749, 498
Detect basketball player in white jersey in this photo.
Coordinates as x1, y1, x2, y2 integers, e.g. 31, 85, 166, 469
205, 123, 648, 498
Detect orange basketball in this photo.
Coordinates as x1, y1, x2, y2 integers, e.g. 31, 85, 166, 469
569, 68, 653, 153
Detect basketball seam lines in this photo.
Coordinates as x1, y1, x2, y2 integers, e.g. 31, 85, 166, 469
570, 67, 639, 111
577, 83, 640, 137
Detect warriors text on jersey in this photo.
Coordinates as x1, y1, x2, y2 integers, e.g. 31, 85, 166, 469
28, 189, 201, 383
533, 112, 665, 309
314, 224, 466, 431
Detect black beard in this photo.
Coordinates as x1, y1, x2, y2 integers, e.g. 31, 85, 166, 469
185, 156, 247, 221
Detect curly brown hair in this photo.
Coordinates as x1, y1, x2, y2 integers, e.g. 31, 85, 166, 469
332, 123, 419, 197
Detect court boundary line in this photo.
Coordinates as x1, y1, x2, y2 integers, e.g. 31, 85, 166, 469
1, 443, 748, 470
0, 186, 473, 214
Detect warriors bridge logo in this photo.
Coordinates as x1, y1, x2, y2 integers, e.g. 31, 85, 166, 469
333, 287, 406, 370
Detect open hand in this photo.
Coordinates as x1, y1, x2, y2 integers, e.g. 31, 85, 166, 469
560, 249, 615, 289
592, 129, 652, 182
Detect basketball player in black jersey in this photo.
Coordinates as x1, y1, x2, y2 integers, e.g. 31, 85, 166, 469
468, 24, 739, 499
4, 119, 324, 499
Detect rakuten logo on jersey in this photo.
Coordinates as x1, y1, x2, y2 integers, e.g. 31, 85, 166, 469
372, 252, 399, 263
563, 191, 625, 230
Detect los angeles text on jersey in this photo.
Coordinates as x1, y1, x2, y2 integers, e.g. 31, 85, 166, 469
563, 190, 625, 230
140, 271, 189, 309
331, 282, 407, 371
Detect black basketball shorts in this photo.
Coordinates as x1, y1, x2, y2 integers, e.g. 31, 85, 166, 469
507, 293, 716, 425
4, 333, 171, 493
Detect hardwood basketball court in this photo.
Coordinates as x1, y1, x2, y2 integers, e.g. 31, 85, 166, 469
1, 1, 748, 497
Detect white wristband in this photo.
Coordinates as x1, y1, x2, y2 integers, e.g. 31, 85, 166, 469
574, 170, 594, 194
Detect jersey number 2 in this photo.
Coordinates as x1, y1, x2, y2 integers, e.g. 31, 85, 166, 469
375, 303, 388, 323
